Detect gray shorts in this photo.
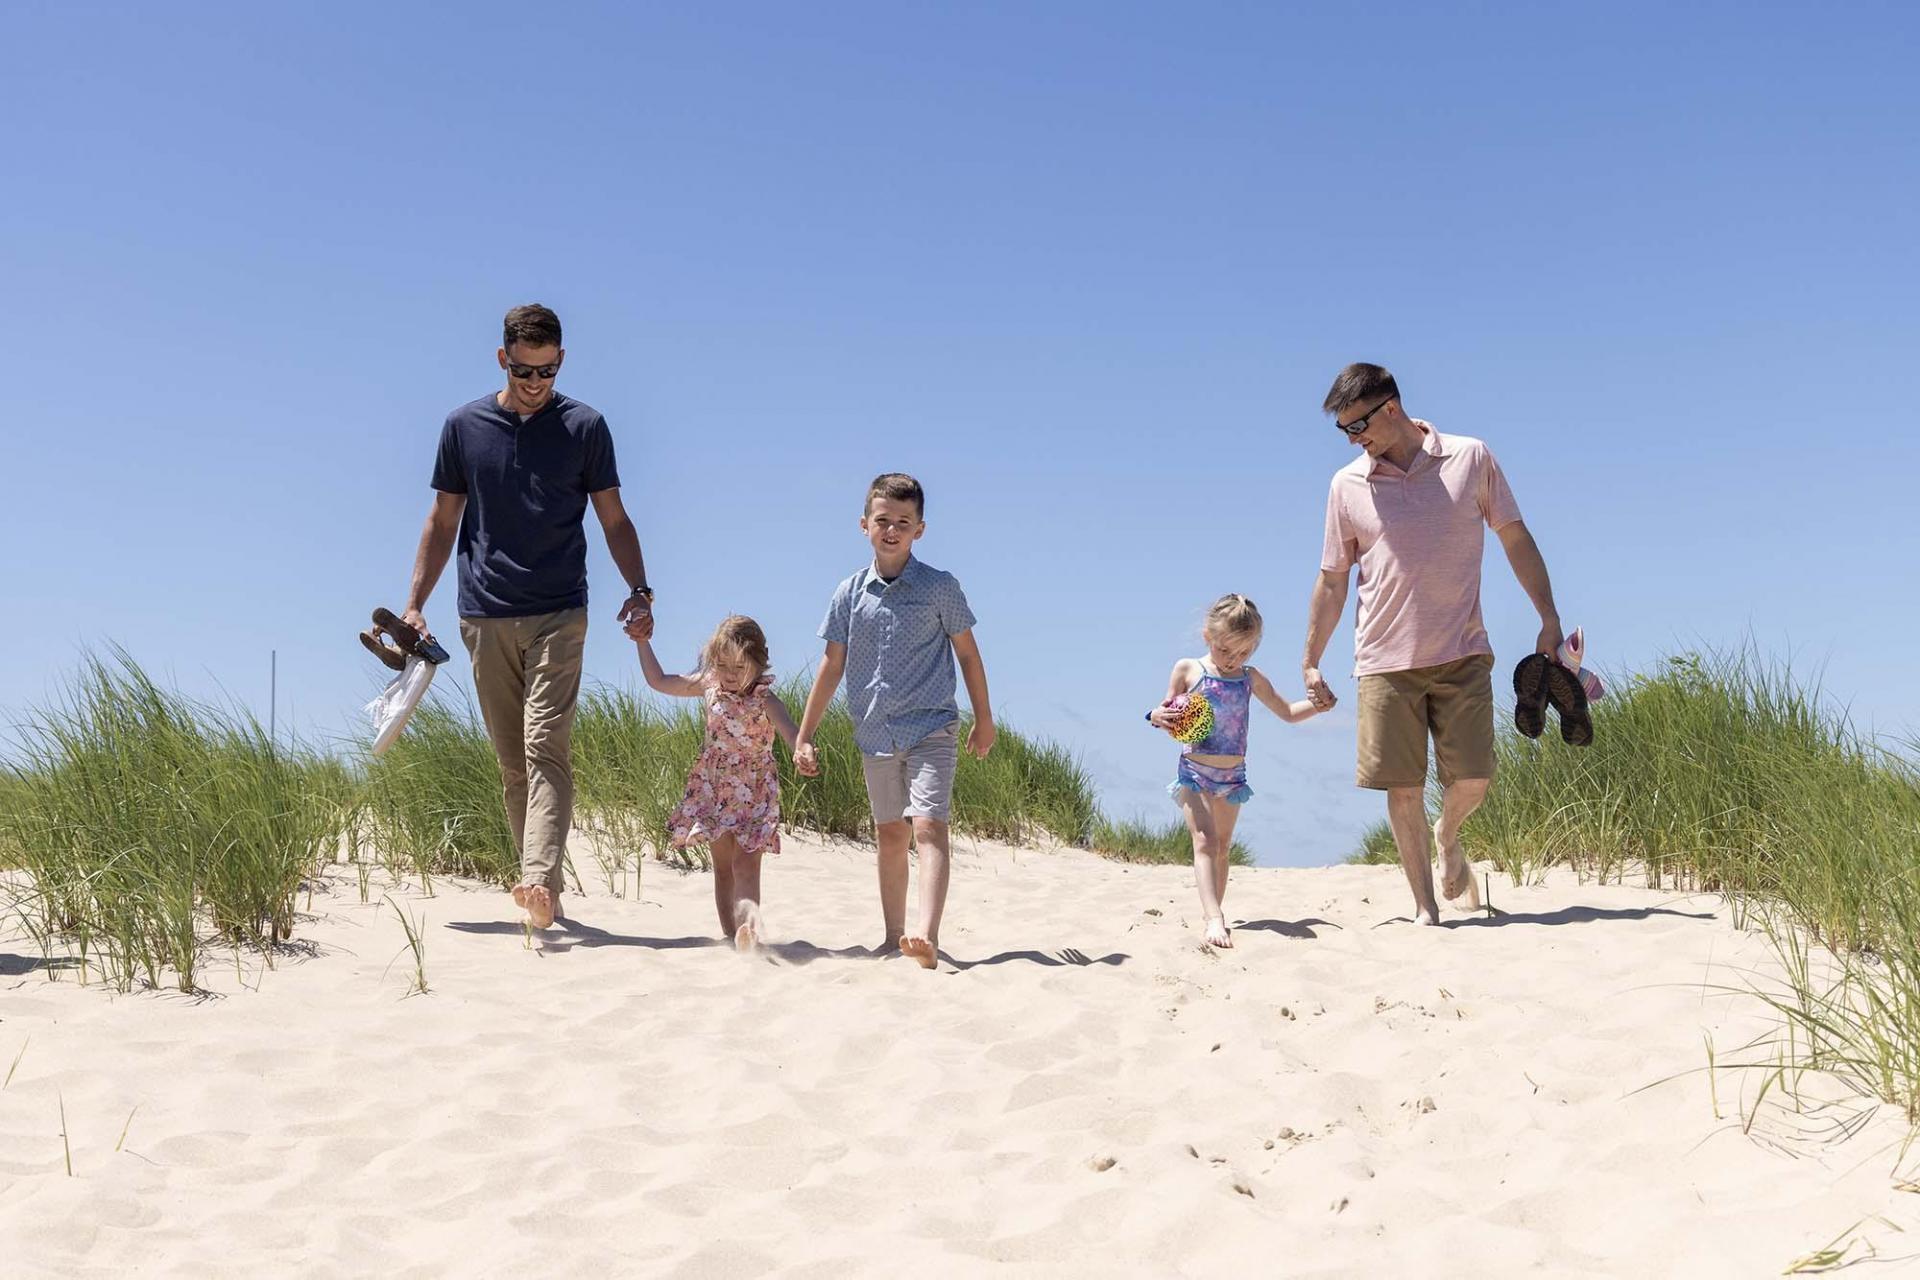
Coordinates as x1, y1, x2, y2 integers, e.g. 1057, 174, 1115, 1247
860, 724, 960, 824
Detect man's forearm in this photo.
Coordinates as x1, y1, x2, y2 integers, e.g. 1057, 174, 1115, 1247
1504, 528, 1560, 625
603, 517, 650, 592
1302, 575, 1347, 670
406, 521, 458, 614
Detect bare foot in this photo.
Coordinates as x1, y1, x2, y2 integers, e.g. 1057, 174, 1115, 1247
1414, 907, 1442, 926
511, 884, 530, 910
1433, 821, 1472, 902
524, 885, 555, 930
899, 935, 938, 969
1203, 916, 1233, 949
734, 902, 761, 953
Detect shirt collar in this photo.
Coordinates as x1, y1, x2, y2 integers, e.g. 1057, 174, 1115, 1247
1366, 419, 1446, 476
863, 555, 920, 591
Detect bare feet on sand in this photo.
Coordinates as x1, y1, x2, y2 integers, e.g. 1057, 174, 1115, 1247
734, 902, 762, 953
899, 936, 938, 969
1203, 916, 1233, 948
1433, 821, 1483, 911
514, 884, 556, 929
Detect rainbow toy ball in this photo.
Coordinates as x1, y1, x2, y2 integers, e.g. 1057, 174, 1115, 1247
1163, 691, 1215, 745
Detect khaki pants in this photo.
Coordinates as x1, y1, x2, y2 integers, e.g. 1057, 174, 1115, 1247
459, 608, 588, 895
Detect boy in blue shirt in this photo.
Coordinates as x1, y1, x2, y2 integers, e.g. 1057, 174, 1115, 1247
795, 474, 996, 969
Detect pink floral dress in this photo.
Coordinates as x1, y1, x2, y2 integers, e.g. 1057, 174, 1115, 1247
668, 674, 783, 857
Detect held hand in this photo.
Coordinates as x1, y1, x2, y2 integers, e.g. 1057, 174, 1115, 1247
1536, 618, 1565, 660
1303, 667, 1336, 712
794, 741, 820, 777
966, 719, 997, 759
1147, 704, 1179, 730
618, 595, 654, 641
403, 609, 433, 643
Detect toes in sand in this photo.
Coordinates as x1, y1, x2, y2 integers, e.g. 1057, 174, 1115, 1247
899, 935, 938, 969
1203, 917, 1234, 949
524, 885, 555, 930
734, 903, 762, 953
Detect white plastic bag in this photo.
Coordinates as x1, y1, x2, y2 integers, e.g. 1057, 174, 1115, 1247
366, 655, 437, 755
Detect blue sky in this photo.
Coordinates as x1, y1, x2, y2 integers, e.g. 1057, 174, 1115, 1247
2, 2, 1915, 866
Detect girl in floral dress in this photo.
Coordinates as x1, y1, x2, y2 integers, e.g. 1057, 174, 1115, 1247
637, 615, 799, 951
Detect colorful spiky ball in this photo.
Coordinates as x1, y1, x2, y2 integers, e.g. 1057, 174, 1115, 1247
1163, 691, 1215, 745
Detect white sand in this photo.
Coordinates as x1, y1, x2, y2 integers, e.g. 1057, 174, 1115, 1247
4, 837, 1917, 1278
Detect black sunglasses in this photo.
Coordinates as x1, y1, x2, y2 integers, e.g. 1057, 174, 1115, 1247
507, 360, 561, 381
1335, 397, 1395, 438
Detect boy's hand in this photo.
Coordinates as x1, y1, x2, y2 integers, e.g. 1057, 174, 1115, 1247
794, 740, 820, 776
966, 718, 997, 759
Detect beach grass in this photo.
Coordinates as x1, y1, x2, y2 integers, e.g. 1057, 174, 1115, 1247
1091, 814, 1253, 867
0, 650, 351, 992
1347, 648, 1920, 1118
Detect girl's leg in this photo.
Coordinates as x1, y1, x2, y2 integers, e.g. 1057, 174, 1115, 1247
732, 844, 765, 951
710, 834, 740, 937
1208, 794, 1243, 912
1176, 788, 1231, 948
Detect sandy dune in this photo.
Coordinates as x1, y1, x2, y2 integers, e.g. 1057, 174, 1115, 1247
3, 835, 1916, 1277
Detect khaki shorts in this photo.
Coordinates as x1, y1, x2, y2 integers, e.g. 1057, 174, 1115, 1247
1355, 653, 1496, 790
861, 724, 960, 824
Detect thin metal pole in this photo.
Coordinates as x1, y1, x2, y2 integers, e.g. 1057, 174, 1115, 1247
270, 649, 277, 744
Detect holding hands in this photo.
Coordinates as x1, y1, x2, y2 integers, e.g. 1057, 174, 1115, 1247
1302, 666, 1338, 713
619, 587, 655, 641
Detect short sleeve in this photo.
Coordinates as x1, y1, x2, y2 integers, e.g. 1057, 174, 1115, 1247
818, 580, 853, 645
430, 415, 467, 494
1319, 479, 1355, 573
582, 414, 620, 493
1478, 445, 1523, 530
937, 573, 977, 637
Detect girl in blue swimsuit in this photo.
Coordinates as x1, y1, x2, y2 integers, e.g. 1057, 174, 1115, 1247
1148, 594, 1327, 948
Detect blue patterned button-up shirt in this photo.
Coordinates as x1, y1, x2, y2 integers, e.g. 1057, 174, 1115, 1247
818, 556, 978, 756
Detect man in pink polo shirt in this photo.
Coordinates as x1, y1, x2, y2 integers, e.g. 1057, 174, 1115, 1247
1300, 363, 1566, 926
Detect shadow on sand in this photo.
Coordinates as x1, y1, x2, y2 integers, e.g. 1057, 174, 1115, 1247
1368, 903, 1719, 929
1235, 917, 1337, 939
0, 953, 80, 978
445, 919, 1129, 970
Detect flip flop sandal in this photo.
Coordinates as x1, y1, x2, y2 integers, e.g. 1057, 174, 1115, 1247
360, 628, 406, 671
1543, 660, 1594, 747
1512, 653, 1551, 739
370, 607, 450, 665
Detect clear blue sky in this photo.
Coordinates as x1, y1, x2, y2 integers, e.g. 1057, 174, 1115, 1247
3, 3, 1915, 865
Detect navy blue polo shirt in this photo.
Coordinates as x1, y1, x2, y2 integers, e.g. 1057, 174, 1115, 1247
430, 392, 621, 618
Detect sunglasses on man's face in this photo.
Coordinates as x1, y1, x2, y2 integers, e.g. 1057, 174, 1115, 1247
1335, 397, 1394, 438
507, 361, 560, 381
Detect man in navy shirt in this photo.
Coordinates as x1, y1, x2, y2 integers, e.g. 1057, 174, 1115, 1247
402, 303, 655, 929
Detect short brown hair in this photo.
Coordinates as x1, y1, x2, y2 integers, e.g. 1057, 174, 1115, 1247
700, 615, 771, 683
1322, 363, 1399, 416
865, 472, 925, 519
503, 303, 562, 351
1205, 593, 1262, 640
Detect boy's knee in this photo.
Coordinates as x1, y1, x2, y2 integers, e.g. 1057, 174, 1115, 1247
910, 815, 948, 845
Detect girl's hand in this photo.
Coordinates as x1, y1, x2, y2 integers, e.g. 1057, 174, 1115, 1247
1148, 703, 1179, 730
794, 741, 821, 777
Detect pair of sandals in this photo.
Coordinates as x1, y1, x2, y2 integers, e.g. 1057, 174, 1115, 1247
1512, 653, 1592, 747
359, 607, 450, 671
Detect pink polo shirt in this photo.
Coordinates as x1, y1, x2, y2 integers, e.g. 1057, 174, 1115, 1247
1320, 422, 1523, 677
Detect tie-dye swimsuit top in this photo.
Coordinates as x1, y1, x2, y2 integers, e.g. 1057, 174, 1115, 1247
1183, 665, 1251, 757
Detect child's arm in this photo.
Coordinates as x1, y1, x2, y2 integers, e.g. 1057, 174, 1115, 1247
951, 629, 995, 758
767, 694, 801, 753
1147, 659, 1201, 729
635, 638, 705, 698
793, 642, 848, 776
1248, 666, 1322, 723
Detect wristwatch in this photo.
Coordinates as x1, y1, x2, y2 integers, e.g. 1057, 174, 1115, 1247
629, 585, 655, 603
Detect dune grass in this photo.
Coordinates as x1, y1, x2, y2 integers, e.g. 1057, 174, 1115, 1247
0, 651, 351, 992
1347, 649, 1920, 1119
1090, 814, 1254, 867
0, 654, 1142, 987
